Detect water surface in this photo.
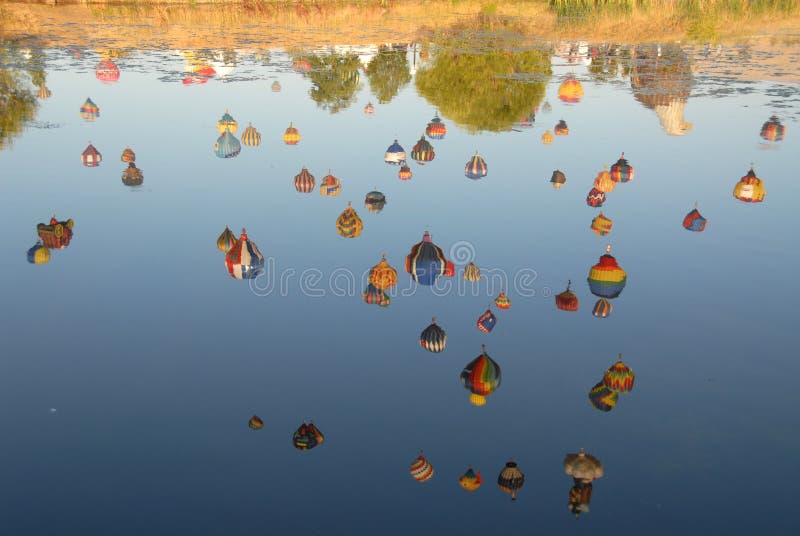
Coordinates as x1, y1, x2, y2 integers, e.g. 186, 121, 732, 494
1, 10, 799, 536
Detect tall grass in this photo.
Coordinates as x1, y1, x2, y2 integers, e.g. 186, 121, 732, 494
549, 0, 798, 17
548, 0, 798, 41
1, 0, 798, 47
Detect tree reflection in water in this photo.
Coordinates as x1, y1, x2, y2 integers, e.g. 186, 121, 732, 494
0, 45, 43, 150
415, 18, 552, 133
366, 44, 412, 105
294, 51, 363, 114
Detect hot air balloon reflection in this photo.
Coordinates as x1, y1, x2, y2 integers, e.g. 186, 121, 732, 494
420, 318, 447, 353
405, 231, 454, 286
587, 245, 627, 299
293, 59, 311, 73
760, 115, 786, 142
426, 113, 447, 140
398, 165, 413, 181
271, 80, 281, 92
551, 170, 566, 189
476, 308, 497, 333
241, 123, 261, 147
283, 122, 301, 145
683, 205, 707, 232
293, 167, 315, 194
336, 203, 363, 238
217, 110, 238, 134
564, 449, 603, 519
384, 140, 406, 165
225, 229, 265, 280
82, 143, 102, 167
610, 153, 634, 183
498, 461, 525, 501
593, 166, 616, 193
558, 75, 584, 103
465, 151, 488, 180
588, 381, 618, 412
590, 213, 613, 236
464, 262, 481, 282
362, 283, 391, 307
554, 119, 569, 136
365, 191, 386, 214
95, 60, 120, 83
217, 226, 237, 252
494, 292, 511, 310
80, 97, 99, 121
460, 345, 501, 406
459, 467, 483, 492
369, 254, 397, 290
564, 449, 604, 484
293, 421, 324, 450
364, 102, 375, 115
555, 281, 579, 312
410, 452, 434, 482
319, 171, 342, 197
248, 415, 264, 430
37, 217, 74, 250
411, 135, 435, 165
586, 188, 605, 208
733, 165, 766, 203
121, 162, 143, 187
121, 147, 136, 163
542, 130, 555, 145
27, 242, 50, 265
214, 131, 241, 159
603, 354, 635, 393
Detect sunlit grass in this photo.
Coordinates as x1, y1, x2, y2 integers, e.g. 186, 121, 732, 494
1, 0, 798, 46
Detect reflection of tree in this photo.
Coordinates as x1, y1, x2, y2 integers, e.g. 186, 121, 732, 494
0, 46, 42, 151
366, 45, 411, 104
587, 44, 632, 82
415, 33, 551, 132
297, 51, 362, 113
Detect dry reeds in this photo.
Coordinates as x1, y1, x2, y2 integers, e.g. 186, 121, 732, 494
0, 0, 798, 47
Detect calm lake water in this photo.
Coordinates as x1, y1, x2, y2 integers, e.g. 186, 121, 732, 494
1, 14, 799, 536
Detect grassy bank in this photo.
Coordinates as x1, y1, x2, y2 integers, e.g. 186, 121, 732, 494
1, 0, 798, 46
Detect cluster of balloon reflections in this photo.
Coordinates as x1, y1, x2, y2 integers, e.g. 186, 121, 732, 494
543, 76, 779, 237
404, 447, 605, 511
28, 66, 786, 515
588, 355, 636, 413
26, 217, 74, 266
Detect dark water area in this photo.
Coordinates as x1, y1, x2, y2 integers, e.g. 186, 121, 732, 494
0, 30, 798, 535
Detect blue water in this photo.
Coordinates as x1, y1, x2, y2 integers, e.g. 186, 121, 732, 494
1, 40, 798, 535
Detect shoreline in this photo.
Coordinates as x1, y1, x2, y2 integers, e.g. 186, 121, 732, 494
2, 1, 799, 46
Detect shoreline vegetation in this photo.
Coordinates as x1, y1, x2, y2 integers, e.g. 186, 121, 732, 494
0, 1, 798, 48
